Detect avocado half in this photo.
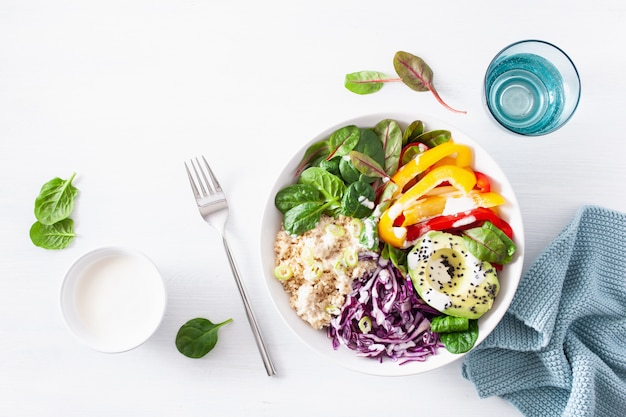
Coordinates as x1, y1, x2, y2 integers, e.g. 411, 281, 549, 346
407, 231, 499, 319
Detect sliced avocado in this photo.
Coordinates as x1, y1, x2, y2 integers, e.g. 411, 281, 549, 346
407, 230, 499, 319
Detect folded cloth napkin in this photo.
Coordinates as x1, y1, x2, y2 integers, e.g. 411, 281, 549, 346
462, 205, 626, 417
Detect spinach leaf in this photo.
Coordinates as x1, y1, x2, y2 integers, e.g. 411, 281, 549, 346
463, 221, 516, 264
355, 128, 385, 167
341, 181, 375, 218
381, 243, 407, 275
339, 156, 362, 184
299, 167, 346, 210
274, 183, 322, 214
374, 119, 402, 176
175, 317, 233, 359
283, 202, 326, 235
29, 218, 75, 250
318, 157, 340, 176
34, 173, 78, 225
431, 315, 469, 333
438, 319, 479, 354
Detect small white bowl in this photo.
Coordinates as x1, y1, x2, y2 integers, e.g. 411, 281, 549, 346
60, 246, 167, 353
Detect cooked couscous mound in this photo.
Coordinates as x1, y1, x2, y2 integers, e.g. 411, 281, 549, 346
274, 214, 377, 330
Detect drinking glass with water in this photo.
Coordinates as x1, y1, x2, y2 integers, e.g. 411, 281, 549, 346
484, 40, 580, 136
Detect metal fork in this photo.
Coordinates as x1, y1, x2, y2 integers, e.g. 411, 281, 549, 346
185, 156, 276, 376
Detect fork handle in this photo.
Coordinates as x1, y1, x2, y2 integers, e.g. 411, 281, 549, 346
222, 237, 277, 376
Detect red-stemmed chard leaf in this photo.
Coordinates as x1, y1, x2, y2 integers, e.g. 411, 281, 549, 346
345, 71, 402, 95
348, 150, 391, 181
393, 51, 467, 114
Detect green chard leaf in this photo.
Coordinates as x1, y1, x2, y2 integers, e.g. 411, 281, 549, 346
175, 317, 233, 359
327, 125, 360, 159
462, 221, 516, 264
415, 129, 452, 148
403, 120, 425, 144
344, 71, 399, 95
348, 150, 388, 180
393, 51, 466, 114
373, 119, 402, 176
296, 140, 330, 176
34, 173, 78, 225
29, 218, 75, 250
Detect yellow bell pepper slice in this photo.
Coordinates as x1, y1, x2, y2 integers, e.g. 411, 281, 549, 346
378, 164, 477, 248
401, 190, 506, 226
391, 141, 473, 197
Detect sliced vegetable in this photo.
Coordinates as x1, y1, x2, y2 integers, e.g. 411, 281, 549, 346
274, 264, 293, 281
391, 141, 473, 197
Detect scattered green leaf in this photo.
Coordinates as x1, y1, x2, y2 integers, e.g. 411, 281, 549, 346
34, 173, 78, 225
29, 218, 75, 250
175, 317, 233, 359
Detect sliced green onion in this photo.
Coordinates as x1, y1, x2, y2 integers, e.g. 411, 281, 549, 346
325, 223, 345, 237
304, 261, 323, 280
358, 316, 372, 334
325, 305, 341, 315
348, 218, 364, 237
274, 264, 293, 281
344, 248, 359, 267
333, 258, 347, 273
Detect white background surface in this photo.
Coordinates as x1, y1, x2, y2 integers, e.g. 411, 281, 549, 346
1, 1, 625, 416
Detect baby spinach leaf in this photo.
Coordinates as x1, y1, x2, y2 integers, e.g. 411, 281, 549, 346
393, 51, 466, 114
175, 317, 233, 359
431, 315, 469, 333
340, 181, 375, 218
274, 184, 323, 214
438, 319, 479, 354
374, 119, 402, 176
283, 202, 326, 235
29, 218, 75, 250
344, 71, 400, 95
327, 125, 360, 160
34, 173, 78, 225
318, 157, 341, 176
339, 157, 362, 184
299, 167, 346, 206
356, 128, 385, 166
381, 243, 407, 275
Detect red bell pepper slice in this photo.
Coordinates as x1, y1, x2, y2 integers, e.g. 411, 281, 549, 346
405, 207, 513, 242
473, 171, 491, 193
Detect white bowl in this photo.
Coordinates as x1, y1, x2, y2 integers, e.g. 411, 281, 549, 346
60, 246, 167, 353
260, 112, 525, 376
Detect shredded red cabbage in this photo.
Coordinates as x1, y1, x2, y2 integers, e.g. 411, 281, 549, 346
327, 251, 443, 364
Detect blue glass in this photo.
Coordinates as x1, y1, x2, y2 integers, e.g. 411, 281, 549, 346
484, 40, 580, 136
486, 53, 564, 135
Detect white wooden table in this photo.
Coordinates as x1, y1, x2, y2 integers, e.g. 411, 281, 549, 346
2, 1, 625, 415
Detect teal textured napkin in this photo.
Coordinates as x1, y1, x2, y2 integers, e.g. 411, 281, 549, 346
462, 205, 626, 417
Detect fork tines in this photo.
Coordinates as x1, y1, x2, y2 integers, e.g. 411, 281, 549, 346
185, 156, 223, 198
